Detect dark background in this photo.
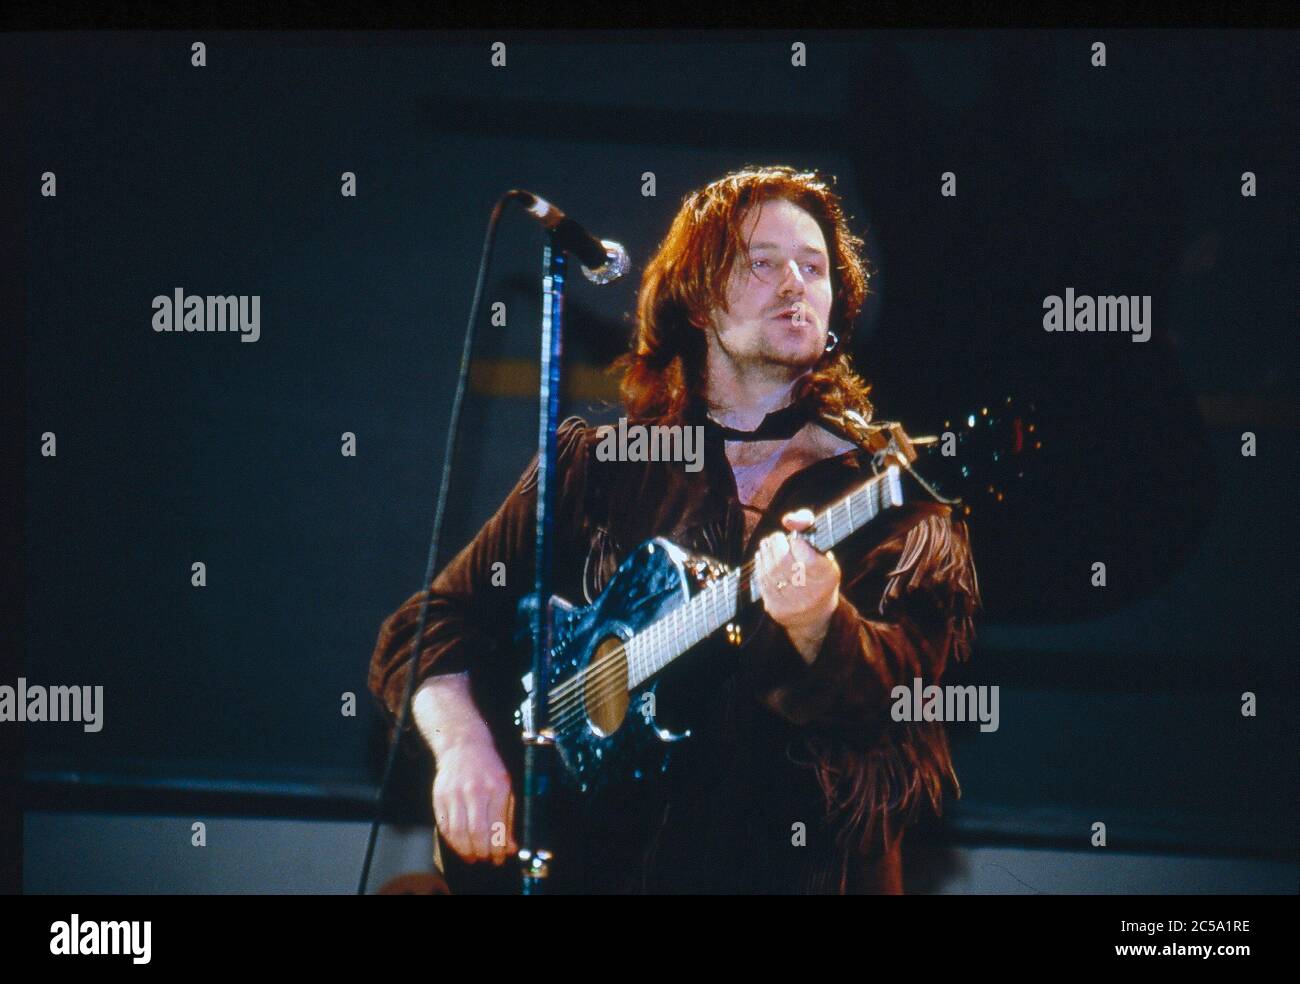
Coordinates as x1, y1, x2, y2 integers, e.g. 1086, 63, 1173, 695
10, 31, 1297, 875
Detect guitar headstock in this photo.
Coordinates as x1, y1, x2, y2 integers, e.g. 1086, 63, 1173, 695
911, 395, 1042, 518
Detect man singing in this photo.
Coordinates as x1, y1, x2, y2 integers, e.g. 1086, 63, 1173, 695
368, 165, 981, 894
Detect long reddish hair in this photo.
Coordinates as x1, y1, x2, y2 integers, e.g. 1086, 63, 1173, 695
612, 165, 877, 426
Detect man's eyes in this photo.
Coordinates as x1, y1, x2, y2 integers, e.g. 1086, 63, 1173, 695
751, 259, 823, 274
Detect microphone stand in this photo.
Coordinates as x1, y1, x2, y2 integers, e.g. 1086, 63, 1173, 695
519, 234, 565, 895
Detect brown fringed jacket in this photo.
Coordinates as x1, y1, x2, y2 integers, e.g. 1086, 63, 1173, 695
368, 403, 981, 894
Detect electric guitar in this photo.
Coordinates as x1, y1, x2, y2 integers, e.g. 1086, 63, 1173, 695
508, 395, 1041, 798
512, 459, 908, 797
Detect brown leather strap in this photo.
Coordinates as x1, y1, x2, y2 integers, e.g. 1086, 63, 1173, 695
820, 410, 919, 464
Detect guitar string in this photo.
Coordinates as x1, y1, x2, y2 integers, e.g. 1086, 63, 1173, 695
542, 486, 882, 735
548, 527, 801, 735
546, 520, 822, 734
544, 544, 768, 735
544, 493, 865, 734
543, 536, 764, 712
544, 494, 868, 736
545, 561, 753, 735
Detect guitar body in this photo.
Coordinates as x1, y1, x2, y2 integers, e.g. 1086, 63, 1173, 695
516, 535, 729, 798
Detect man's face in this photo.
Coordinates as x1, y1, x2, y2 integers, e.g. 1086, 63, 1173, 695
701, 198, 835, 372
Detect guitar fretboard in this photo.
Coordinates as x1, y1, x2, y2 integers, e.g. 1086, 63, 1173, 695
620, 463, 904, 689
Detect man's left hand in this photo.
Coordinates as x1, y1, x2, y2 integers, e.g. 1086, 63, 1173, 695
756, 508, 840, 662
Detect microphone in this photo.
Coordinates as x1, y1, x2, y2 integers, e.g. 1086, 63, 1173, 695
510, 190, 630, 285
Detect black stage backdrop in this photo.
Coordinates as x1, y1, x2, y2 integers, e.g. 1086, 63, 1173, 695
8, 30, 1296, 870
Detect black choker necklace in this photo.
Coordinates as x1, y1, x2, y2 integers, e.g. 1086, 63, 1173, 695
703, 397, 816, 442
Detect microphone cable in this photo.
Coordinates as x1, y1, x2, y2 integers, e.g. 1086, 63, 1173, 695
357, 189, 533, 895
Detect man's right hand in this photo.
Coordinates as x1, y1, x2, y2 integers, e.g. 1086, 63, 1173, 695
432, 736, 518, 865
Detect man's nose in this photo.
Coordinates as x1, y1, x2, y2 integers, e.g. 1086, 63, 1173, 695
777, 259, 806, 294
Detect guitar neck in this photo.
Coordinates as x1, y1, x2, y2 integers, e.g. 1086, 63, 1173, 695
625, 464, 904, 689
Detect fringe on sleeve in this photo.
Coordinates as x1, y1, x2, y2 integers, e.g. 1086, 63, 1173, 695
794, 507, 983, 857
881, 510, 982, 669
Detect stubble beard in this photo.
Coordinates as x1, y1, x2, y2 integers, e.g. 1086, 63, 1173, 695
758, 325, 823, 372
707, 319, 824, 386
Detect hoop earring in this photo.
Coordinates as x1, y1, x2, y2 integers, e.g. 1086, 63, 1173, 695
824, 330, 839, 354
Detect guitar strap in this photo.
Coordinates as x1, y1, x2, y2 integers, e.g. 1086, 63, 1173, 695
818, 408, 963, 507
